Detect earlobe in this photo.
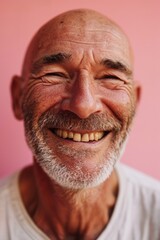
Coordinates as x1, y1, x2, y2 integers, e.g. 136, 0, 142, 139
10, 75, 24, 120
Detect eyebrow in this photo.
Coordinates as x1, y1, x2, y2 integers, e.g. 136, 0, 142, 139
101, 59, 132, 76
31, 52, 132, 77
31, 53, 71, 74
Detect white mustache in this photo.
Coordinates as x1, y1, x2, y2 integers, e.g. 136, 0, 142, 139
38, 110, 122, 132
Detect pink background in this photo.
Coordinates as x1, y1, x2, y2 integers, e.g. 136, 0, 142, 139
1, 0, 160, 179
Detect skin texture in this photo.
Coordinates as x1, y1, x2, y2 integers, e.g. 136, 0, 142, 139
11, 9, 140, 239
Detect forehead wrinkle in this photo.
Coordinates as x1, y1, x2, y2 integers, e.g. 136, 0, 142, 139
50, 28, 124, 45
58, 40, 106, 45
85, 28, 124, 41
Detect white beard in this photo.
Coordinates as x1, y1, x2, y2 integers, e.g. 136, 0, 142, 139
26, 128, 128, 189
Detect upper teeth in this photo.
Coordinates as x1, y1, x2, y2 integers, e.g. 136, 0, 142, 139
55, 129, 104, 142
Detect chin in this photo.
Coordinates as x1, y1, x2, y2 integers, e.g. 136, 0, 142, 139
33, 141, 123, 190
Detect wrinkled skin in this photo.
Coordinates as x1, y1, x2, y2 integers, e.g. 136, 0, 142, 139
11, 9, 140, 240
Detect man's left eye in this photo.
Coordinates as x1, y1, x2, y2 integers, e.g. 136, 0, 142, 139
101, 74, 121, 80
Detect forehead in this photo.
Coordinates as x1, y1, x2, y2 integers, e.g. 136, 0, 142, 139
25, 10, 133, 74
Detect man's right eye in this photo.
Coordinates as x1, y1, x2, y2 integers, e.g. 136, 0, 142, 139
44, 72, 66, 78
40, 71, 69, 84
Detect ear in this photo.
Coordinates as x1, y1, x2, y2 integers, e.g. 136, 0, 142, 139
134, 81, 141, 105
10, 75, 24, 120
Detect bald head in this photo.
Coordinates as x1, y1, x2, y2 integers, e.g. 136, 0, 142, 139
22, 9, 133, 79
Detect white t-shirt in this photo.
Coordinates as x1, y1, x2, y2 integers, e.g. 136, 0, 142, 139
0, 164, 160, 240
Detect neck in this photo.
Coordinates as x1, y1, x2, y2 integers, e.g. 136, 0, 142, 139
19, 162, 119, 240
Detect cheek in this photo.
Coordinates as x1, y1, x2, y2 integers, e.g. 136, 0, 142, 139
23, 83, 66, 116
100, 87, 136, 121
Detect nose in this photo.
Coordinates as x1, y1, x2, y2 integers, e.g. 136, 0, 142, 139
61, 72, 103, 118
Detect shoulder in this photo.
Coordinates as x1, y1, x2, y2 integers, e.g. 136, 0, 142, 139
117, 163, 160, 216
0, 172, 19, 204
117, 164, 160, 226
119, 163, 160, 192
0, 174, 14, 195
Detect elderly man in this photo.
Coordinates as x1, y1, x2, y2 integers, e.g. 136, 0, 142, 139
0, 8, 160, 240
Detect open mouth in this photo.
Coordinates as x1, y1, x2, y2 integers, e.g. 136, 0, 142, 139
49, 129, 110, 142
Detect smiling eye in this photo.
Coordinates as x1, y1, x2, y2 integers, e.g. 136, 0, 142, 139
102, 74, 121, 80
98, 73, 126, 89
41, 71, 69, 84
45, 72, 67, 78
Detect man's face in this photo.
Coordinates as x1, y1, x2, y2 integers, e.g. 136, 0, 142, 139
20, 11, 137, 189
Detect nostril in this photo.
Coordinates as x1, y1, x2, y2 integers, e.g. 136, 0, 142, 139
61, 97, 103, 119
